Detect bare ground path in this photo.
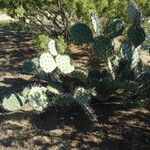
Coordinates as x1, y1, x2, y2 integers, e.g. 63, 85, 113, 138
0, 26, 150, 150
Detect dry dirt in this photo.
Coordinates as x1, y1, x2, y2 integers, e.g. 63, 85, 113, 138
0, 26, 150, 150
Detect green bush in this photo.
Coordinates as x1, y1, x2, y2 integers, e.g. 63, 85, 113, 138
33, 34, 50, 51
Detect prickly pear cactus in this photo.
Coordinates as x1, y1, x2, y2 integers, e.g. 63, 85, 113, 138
28, 86, 48, 111
48, 39, 58, 56
105, 19, 125, 38
55, 54, 75, 74
128, 1, 142, 25
70, 23, 93, 44
2, 94, 26, 111
40, 52, 57, 73
127, 25, 145, 48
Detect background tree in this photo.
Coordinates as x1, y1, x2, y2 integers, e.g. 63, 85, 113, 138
0, 0, 149, 38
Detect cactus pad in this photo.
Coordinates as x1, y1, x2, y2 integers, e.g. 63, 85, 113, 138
48, 39, 58, 56
28, 86, 48, 111
127, 25, 145, 47
55, 54, 75, 74
93, 36, 114, 59
105, 19, 125, 38
128, 1, 142, 25
70, 23, 93, 44
2, 94, 26, 111
40, 52, 57, 73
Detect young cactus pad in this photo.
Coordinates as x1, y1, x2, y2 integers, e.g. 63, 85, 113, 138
70, 23, 93, 44
48, 39, 58, 56
40, 52, 57, 73
56, 36, 67, 54
55, 54, 75, 74
28, 86, 48, 111
2, 94, 26, 111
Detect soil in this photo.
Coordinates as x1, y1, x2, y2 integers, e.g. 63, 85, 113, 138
0, 26, 150, 150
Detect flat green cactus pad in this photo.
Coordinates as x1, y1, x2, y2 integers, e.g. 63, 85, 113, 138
2, 94, 26, 111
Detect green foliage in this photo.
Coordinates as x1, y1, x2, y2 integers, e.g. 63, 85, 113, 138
70, 23, 93, 44
0, 0, 149, 37
2, 94, 26, 111
104, 19, 125, 38
15, 6, 25, 17
127, 25, 146, 47
56, 36, 68, 54
34, 34, 50, 51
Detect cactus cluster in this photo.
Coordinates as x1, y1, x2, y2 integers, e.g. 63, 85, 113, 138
2, 1, 149, 125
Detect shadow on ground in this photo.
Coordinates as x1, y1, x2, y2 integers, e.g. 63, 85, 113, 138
0, 26, 37, 101
0, 100, 150, 150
